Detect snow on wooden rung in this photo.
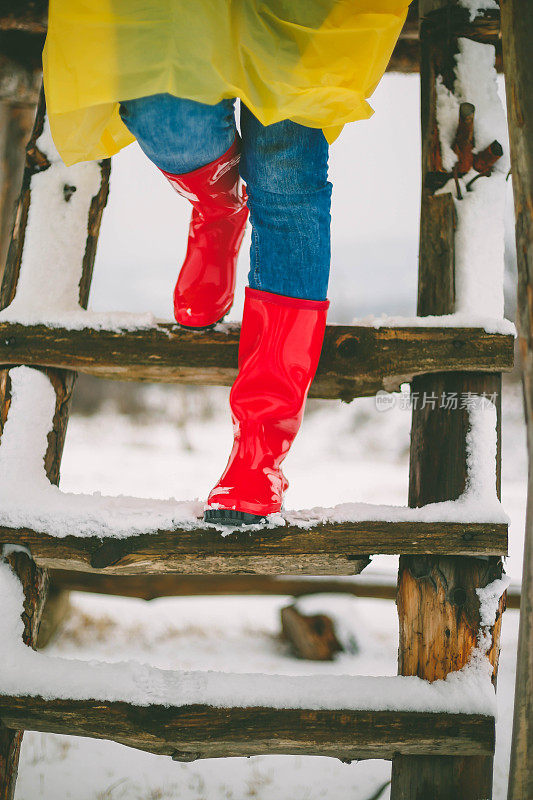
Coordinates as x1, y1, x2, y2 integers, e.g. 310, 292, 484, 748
0, 558, 498, 759
0, 367, 508, 572
0, 321, 514, 404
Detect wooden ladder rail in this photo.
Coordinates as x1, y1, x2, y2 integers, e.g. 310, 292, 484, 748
390, 2, 506, 798
501, 1, 533, 797
0, 91, 110, 800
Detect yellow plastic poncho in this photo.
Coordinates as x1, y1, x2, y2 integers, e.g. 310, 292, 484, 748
43, 0, 410, 166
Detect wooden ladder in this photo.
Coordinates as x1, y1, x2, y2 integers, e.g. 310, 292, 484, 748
0, 2, 523, 799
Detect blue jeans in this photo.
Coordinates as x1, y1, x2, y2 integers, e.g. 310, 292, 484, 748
119, 95, 331, 301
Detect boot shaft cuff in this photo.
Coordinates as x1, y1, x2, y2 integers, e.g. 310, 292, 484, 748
245, 286, 329, 311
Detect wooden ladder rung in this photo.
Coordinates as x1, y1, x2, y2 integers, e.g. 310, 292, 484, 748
0, 519, 508, 575
0, 322, 514, 401
0, 695, 495, 760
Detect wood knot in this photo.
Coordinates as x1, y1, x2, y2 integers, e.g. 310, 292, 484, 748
451, 587, 467, 607
336, 336, 359, 359
408, 556, 432, 580
63, 184, 77, 202
171, 750, 200, 762
90, 540, 125, 569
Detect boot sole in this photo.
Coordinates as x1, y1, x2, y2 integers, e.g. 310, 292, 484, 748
204, 508, 268, 527
177, 313, 227, 332
177, 319, 223, 331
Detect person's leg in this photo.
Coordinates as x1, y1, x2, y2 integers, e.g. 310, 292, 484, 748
239, 108, 332, 301
119, 93, 236, 174
205, 110, 331, 525
120, 94, 248, 328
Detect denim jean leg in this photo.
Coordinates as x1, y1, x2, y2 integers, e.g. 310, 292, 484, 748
119, 94, 237, 174
240, 106, 332, 301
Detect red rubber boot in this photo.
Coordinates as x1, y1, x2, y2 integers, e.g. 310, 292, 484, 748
204, 287, 329, 525
161, 137, 248, 328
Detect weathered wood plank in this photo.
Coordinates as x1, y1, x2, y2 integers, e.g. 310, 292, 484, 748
0, 520, 508, 576
46, 569, 523, 609
0, 323, 514, 400
0, 2, 47, 34
51, 570, 398, 600
0, 696, 495, 760
501, 2, 533, 798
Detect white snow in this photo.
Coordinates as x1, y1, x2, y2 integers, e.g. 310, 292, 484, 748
477, 577, 512, 630
0, 120, 100, 317
0, 367, 55, 493
460, 0, 499, 22
0, 119, 157, 331
0, 310, 516, 334
285, 397, 506, 526
436, 38, 510, 321
0, 309, 158, 330
475, 575, 512, 659
0, 367, 507, 540
0, 367, 204, 536
354, 311, 515, 335
0, 559, 496, 714
436, 77, 460, 173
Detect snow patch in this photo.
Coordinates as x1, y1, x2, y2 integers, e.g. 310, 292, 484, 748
354, 312, 515, 336
436, 78, 459, 172
478, 576, 511, 629
0, 120, 101, 319
435, 38, 510, 321
459, 0, 499, 22
0, 310, 158, 331
476, 576, 511, 654
0, 119, 158, 332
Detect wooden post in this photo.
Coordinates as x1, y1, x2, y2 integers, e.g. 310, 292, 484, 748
36, 585, 70, 648
0, 100, 37, 281
0, 89, 110, 800
390, 3, 505, 798
0, 28, 43, 280
0, 550, 48, 800
500, 2, 533, 798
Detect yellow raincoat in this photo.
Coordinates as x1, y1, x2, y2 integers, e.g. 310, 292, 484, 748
43, 0, 410, 166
